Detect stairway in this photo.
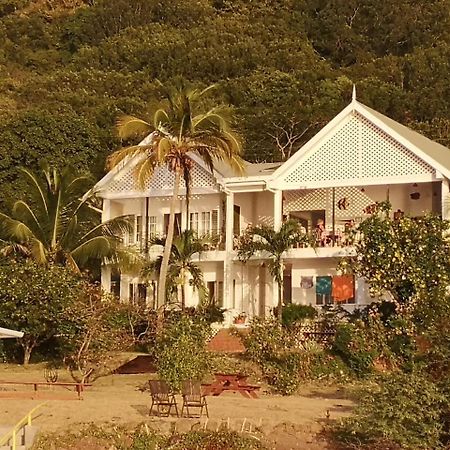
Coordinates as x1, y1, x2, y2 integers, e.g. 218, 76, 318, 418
0, 425, 39, 450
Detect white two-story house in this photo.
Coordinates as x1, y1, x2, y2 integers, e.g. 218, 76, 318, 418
94, 95, 450, 323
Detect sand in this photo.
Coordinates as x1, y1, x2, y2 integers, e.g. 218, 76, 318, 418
0, 363, 353, 449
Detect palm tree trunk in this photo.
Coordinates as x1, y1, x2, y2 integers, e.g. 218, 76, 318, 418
157, 170, 181, 309
181, 282, 186, 310
277, 265, 283, 323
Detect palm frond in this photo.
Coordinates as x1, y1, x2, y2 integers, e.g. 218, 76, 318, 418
106, 144, 154, 171
20, 167, 49, 215
0, 213, 37, 242
116, 115, 152, 140
11, 200, 46, 243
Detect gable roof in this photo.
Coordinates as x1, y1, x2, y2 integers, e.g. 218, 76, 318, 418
271, 99, 450, 184
358, 103, 450, 176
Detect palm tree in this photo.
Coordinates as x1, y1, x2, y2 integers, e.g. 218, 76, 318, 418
142, 230, 207, 309
237, 220, 310, 322
0, 164, 132, 272
108, 81, 244, 307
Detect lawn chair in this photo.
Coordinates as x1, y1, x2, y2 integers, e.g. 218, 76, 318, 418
148, 380, 179, 417
181, 380, 209, 418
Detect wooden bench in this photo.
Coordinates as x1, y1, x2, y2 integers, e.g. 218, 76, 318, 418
0, 381, 92, 399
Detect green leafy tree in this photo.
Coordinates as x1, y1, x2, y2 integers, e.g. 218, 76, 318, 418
342, 202, 450, 307
155, 314, 211, 391
61, 283, 138, 383
237, 219, 309, 321
0, 164, 131, 272
0, 257, 84, 364
108, 81, 244, 307
142, 230, 207, 309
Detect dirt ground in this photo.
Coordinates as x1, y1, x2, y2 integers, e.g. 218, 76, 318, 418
0, 363, 354, 449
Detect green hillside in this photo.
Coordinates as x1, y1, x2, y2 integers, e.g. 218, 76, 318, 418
1, 0, 449, 209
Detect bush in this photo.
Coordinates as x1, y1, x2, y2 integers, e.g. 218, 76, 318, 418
155, 315, 212, 391
281, 304, 317, 328
34, 424, 266, 450
335, 372, 447, 449
332, 322, 382, 377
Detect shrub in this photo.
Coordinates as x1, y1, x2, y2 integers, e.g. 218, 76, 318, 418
155, 315, 211, 391
241, 318, 302, 395
281, 304, 317, 328
332, 323, 379, 377
34, 424, 266, 450
335, 372, 447, 449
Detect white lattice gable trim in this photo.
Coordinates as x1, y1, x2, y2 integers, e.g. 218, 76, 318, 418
94, 133, 222, 198
270, 101, 443, 189
99, 154, 219, 198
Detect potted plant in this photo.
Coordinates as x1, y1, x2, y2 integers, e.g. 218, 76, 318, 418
233, 312, 247, 325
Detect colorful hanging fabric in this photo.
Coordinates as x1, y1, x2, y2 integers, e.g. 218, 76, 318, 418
315, 276, 332, 295
300, 276, 314, 289
332, 275, 355, 302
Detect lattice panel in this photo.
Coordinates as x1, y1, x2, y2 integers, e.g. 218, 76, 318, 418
284, 113, 434, 185
107, 159, 219, 194
360, 115, 434, 177
284, 187, 376, 218
285, 115, 360, 184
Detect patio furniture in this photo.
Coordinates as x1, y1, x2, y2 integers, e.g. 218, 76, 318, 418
203, 373, 260, 399
181, 380, 209, 418
148, 380, 179, 417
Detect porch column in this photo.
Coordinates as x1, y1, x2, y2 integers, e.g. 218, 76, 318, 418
272, 190, 282, 313
101, 199, 111, 293
273, 189, 283, 231
442, 178, 450, 220
223, 192, 235, 320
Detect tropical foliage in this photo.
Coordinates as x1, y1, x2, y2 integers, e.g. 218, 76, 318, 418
237, 219, 309, 321
141, 230, 207, 309
1, 0, 449, 215
0, 164, 131, 272
61, 284, 139, 383
341, 201, 450, 306
108, 82, 244, 306
155, 314, 211, 391
0, 256, 85, 364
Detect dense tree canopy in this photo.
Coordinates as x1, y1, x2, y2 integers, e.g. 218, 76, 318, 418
0, 0, 449, 210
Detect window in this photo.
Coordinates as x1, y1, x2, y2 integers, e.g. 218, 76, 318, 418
148, 216, 157, 238
201, 211, 211, 234
211, 210, 219, 236
217, 281, 224, 307
190, 212, 199, 233
136, 216, 142, 243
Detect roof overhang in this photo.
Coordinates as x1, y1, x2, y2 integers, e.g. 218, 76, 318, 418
0, 327, 24, 339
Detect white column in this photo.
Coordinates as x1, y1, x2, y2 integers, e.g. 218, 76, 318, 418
273, 189, 282, 231
442, 178, 450, 220
225, 191, 234, 252
224, 192, 235, 323
101, 199, 111, 293
272, 190, 282, 309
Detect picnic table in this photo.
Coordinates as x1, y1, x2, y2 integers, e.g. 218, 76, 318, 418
0, 380, 91, 399
203, 373, 260, 399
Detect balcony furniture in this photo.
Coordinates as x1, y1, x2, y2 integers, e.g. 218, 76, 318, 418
203, 373, 260, 399
148, 380, 179, 417
181, 380, 209, 418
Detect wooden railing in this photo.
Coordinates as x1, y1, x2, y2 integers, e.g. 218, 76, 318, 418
0, 402, 46, 449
